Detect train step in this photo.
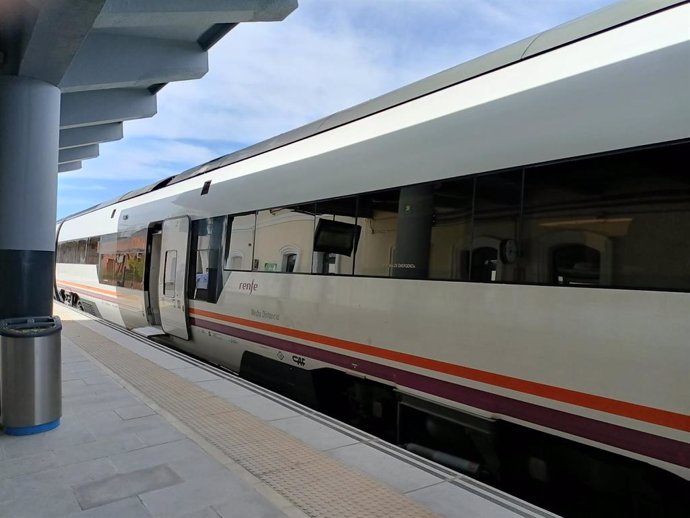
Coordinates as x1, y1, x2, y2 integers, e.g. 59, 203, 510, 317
131, 326, 166, 337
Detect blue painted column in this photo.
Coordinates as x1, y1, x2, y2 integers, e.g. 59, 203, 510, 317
0, 76, 60, 319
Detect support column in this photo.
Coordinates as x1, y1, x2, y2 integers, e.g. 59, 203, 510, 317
0, 76, 61, 319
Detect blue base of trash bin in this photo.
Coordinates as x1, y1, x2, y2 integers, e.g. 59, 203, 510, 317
4, 418, 60, 436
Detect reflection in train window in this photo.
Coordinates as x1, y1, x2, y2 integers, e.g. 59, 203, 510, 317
354, 189, 400, 277
313, 197, 357, 275
86, 237, 99, 264
190, 216, 226, 303
552, 244, 600, 286
77, 240, 87, 264
94, 230, 145, 290
224, 213, 256, 271
471, 246, 498, 283
390, 185, 433, 279
522, 143, 690, 290
228, 254, 243, 270
117, 229, 146, 290
471, 170, 522, 283
202, 142, 687, 291
57, 237, 100, 265
282, 252, 297, 272
58, 240, 78, 263
254, 206, 314, 273
97, 233, 117, 285
430, 178, 474, 280
163, 250, 177, 297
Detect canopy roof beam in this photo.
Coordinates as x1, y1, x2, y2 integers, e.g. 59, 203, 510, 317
58, 144, 99, 165
60, 89, 157, 129
94, 0, 298, 28
59, 123, 123, 149
60, 33, 208, 92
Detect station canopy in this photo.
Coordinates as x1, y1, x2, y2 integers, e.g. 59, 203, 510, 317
0, 0, 298, 173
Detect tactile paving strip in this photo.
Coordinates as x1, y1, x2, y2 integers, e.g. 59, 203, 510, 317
60, 314, 440, 518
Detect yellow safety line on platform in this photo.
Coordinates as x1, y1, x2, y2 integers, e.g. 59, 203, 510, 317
57, 310, 439, 518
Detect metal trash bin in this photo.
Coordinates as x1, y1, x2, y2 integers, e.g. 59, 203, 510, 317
0, 316, 62, 435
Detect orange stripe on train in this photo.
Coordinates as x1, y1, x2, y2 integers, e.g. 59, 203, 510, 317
190, 307, 690, 433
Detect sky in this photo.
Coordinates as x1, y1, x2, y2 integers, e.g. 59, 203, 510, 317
56, 0, 619, 219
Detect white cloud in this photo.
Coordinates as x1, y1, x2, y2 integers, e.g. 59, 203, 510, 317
58, 0, 618, 218
124, 0, 619, 145
57, 183, 108, 192
60, 138, 218, 182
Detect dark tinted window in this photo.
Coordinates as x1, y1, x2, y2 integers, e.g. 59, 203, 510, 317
354, 189, 400, 277
314, 219, 360, 256
471, 170, 523, 283
522, 143, 690, 290
57, 240, 78, 263
429, 178, 474, 280
313, 197, 357, 275
86, 237, 99, 264
189, 217, 226, 303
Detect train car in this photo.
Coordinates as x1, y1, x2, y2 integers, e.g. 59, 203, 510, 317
56, 1, 690, 514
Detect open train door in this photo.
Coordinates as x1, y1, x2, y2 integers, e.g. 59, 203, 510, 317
158, 216, 191, 339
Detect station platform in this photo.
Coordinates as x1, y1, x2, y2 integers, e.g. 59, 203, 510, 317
0, 305, 556, 518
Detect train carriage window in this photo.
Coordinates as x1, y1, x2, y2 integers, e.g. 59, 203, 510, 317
228, 254, 243, 270
57, 237, 101, 265
56, 241, 67, 263
552, 244, 600, 286
189, 216, 226, 302
61, 240, 78, 263
313, 197, 357, 275
282, 253, 297, 273
86, 237, 99, 264
470, 246, 499, 282
522, 142, 690, 290
354, 189, 400, 277
77, 240, 87, 264
471, 170, 523, 283
98, 233, 118, 285
391, 185, 434, 279
118, 229, 146, 290
254, 206, 314, 273
429, 178, 474, 280
96, 231, 145, 289
224, 213, 256, 271
163, 250, 177, 297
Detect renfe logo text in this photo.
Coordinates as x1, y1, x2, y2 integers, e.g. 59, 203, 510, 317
238, 280, 258, 295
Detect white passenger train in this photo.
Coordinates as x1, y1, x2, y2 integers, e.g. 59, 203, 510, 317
56, 1, 689, 514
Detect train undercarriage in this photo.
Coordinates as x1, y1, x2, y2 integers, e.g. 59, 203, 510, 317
239, 351, 689, 517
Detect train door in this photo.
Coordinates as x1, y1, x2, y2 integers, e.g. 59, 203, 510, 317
144, 228, 163, 327
54, 220, 65, 301
158, 217, 191, 339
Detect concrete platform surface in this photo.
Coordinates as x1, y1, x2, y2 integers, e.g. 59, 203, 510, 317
0, 306, 556, 518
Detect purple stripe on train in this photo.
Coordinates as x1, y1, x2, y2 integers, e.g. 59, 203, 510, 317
190, 316, 689, 469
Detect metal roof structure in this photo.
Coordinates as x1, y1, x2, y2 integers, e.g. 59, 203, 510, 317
0, 0, 298, 174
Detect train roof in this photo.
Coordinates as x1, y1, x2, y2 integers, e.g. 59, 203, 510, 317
63, 0, 685, 222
